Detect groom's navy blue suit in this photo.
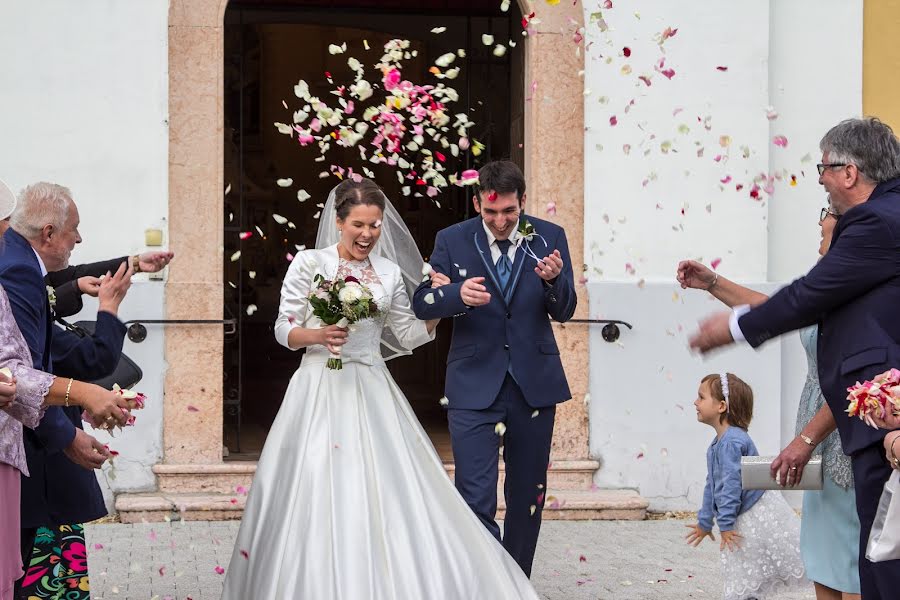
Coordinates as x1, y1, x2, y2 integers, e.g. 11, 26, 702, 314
738, 177, 900, 599
413, 215, 576, 576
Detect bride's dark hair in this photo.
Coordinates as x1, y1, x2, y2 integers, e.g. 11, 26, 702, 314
334, 178, 385, 220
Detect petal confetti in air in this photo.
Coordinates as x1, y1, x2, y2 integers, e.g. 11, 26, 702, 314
276, 178, 293, 187
494, 422, 507, 436
272, 214, 288, 225
481, 34, 495, 46
710, 258, 722, 270
773, 135, 788, 147
187, 405, 200, 412
240, 549, 250, 560
230, 250, 241, 262
215, 566, 225, 575
239, 231, 252, 240
430, 26, 447, 34
439, 396, 449, 407
716, 65, 728, 71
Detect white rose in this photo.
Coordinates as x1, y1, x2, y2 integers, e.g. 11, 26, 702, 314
338, 283, 364, 304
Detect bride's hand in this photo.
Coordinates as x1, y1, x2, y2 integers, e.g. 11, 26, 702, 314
430, 271, 451, 288
319, 325, 349, 354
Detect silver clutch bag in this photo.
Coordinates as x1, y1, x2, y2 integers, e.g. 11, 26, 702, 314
740, 456, 824, 490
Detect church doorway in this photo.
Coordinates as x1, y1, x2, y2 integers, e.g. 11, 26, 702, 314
222, 0, 525, 460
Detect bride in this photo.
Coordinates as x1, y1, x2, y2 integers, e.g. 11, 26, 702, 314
222, 178, 541, 599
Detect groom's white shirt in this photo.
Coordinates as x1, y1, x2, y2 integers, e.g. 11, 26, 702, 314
482, 218, 521, 265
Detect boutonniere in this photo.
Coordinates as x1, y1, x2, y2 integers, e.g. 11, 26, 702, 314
46, 285, 57, 314
516, 216, 548, 263
517, 217, 537, 243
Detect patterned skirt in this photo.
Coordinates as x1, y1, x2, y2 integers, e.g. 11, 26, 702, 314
19, 524, 89, 600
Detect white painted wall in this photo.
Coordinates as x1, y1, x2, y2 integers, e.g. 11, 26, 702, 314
0, 1, 170, 507
581, 0, 862, 510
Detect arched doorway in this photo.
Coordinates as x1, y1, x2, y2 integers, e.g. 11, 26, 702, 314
221, 0, 526, 460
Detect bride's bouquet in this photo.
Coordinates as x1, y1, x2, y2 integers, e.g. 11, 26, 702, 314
308, 274, 380, 369
846, 368, 900, 427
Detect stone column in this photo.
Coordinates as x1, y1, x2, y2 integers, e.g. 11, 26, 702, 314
522, 1, 590, 461
164, 0, 228, 464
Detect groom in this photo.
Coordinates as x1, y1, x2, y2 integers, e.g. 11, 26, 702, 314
413, 160, 577, 576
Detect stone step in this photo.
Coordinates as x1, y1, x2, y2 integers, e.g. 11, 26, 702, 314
115, 488, 648, 524
154, 459, 600, 494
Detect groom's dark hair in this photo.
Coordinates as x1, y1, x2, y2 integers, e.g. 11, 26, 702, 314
476, 161, 526, 201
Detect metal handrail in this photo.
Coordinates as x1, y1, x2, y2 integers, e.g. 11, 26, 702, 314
562, 319, 633, 343
124, 319, 237, 343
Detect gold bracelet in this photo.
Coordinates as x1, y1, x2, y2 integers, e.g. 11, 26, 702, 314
65, 378, 74, 407
891, 436, 900, 466
800, 434, 815, 447
131, 255, 142, 273
705, 272, 718, 291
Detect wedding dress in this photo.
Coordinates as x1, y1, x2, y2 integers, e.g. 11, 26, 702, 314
222, 245, 540, 600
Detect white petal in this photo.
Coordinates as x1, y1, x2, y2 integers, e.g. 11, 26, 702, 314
276, 178, 293, 187
272, 214, 288, 225
494, 422, 507, 436
492, 44, 507, 57
481, 34, 494, 46
424, 293, 435, 305
297, 189, 311, 202
431, 27, 447, 34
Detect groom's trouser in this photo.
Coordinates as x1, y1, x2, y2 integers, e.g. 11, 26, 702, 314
851, 444, 900, 600
447, 374, 555, 578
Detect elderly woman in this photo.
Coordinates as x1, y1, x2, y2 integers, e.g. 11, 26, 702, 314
677, 202, 861, 600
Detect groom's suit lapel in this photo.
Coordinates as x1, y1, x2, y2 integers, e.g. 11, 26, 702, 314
472, 224, 508, 307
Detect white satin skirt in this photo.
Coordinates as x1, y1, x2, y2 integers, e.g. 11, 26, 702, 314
221, 356, 540, 600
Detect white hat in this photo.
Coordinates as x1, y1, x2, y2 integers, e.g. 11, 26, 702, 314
0, 178, 15, 221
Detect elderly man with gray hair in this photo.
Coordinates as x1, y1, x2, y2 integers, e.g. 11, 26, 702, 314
0, 182, 134, 598
688, 117, 900, 598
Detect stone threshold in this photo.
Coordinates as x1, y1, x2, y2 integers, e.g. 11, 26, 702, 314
115, 488, 648, 523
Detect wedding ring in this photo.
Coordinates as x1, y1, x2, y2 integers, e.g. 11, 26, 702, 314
790, 466, 797, 471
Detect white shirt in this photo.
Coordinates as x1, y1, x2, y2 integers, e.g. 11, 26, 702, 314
31, 248, 48, 277
482, 219, 521, 266
728, 304, 751, 342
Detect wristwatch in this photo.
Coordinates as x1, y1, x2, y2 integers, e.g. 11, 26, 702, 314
131, 255, 142, 273
799, 434, 815, 447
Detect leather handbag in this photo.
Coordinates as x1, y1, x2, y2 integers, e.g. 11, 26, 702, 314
56, 318, 143, 390
740, 456, 824, 491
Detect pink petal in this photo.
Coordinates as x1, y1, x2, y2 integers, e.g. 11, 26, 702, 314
661, 68, 676, 79
240, 549, 250, 560
773, 135, 788, 147
716, 66, 728, 71
187, 405, 200, 412
609, 115, 618, 126
239, 231, 252, 240
720, 175, 732, 184
215, 566, 225, 575
711, 258, 722, 270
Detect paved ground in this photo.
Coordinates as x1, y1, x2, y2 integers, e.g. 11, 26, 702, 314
85, 518, 816, 599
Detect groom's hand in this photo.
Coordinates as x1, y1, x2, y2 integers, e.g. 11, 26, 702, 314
430, 271, 451, 288
535, 250, 563, 281
460, 277, 491, 307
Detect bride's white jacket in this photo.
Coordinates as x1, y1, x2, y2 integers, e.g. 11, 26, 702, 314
273, 244, 433, 364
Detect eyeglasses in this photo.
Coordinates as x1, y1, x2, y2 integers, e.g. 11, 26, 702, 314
817, 163, 848, 176
819, 207, 840, 221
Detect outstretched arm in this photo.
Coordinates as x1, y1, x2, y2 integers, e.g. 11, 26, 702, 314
739, 208, 897, 347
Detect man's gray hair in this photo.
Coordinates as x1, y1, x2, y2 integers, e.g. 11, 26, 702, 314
820, 117, 900, 184
9, 182, 73, 240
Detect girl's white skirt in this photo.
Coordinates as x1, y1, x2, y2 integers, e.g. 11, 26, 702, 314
720, 491, 807, 600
